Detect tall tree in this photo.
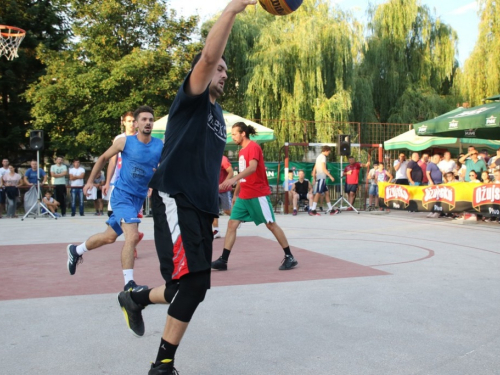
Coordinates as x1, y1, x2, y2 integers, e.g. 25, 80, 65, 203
218, 0, 361, 160
0, 0, 70, 160
458, 0, 500, 106
353, 0, 459, 128
26, 0, 199, 159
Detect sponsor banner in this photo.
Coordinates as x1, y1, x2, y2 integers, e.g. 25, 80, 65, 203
378, 182, 500, 214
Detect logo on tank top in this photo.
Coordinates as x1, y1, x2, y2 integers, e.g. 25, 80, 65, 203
207, 110, 226, 142
132, 166, 145, 180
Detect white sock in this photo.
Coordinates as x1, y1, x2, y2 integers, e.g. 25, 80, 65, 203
76, 242, 88, 255
123, 269, 134, 285
293, 206, 297, 210
311, 202, 317, 210
213, 227, 219, 231
327, 202, 333, 210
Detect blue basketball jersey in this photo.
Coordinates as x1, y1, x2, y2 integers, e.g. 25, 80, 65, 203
115, 135, 163, 198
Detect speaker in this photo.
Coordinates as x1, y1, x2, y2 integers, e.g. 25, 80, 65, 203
30, 130, 44, 150
337, 134, 350, 156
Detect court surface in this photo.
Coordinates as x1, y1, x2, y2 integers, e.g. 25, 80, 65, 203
1, 210, 499, 374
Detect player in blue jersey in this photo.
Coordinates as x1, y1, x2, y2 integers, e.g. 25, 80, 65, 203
66, 106, 163, 292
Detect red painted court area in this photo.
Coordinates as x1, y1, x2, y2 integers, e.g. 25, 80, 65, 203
1, 237, 389, 301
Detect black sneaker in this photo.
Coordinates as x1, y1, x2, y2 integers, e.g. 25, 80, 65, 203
67, 244, 82, 275
330, 209, 340, 215
117, 291, 145, 337
279, 255, 298, 270
148, 361, 179, 375
124, 280, 148, 292
308, 209, 318, 216
211, 256, 227, 271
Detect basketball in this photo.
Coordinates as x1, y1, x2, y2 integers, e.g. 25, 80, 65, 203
258, 0, 303, 16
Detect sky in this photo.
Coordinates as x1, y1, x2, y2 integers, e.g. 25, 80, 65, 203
168, 0, 480, 66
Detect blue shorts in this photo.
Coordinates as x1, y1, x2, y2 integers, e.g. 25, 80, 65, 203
369, 184, 378, 196
106, 187, 143, 236
314, 179, 328, 194
345, 184, 358, 194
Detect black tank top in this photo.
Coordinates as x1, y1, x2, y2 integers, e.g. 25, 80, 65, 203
295, 180, 309, 195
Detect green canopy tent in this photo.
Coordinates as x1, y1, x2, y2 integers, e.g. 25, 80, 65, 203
384, 129, 500, 153
153, 111, 275, 149
413, 100, 500, 139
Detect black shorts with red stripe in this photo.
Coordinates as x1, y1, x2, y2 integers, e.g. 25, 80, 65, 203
151, 189, 214, 288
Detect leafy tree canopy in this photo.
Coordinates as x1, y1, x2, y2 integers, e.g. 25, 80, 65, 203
353, 0, 459, 126
26, 0, 200, 159
0, 0, 70, 161
458, 0, 500, 106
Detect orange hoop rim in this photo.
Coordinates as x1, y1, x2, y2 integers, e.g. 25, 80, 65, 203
0, 25, 26, 38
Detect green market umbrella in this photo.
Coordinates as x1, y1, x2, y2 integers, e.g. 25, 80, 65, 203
384, 129, 500, 152
413, 100, 500, 139
153, 111, 275, 150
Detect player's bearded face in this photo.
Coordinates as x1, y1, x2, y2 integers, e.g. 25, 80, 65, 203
137, 113, 154, 135
209, 60, 228, 98
231, 129, 243, 145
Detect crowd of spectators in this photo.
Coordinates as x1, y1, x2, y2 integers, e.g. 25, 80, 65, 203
282, 146, 500, 223
389, 147, 500, 221
0, 157, 106, 219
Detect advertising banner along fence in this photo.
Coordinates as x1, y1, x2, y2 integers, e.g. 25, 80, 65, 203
378, 182, 500, 215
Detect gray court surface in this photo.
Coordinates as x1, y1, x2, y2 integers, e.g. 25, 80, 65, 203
1, 210, 499, 375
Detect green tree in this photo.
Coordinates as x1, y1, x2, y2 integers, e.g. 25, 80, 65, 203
458, 0, 500, 106
217, 0, 361, 160
26, 0, 199, 159
353, 0, 459, 128
0, 0, 70, 160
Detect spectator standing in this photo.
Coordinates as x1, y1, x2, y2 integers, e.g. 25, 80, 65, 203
393, 153, 409, 185
479, 149, 490, 163
418, 153, 429, 185
367, 161, 378, 210
283, 170, 295, 206
69, 159, 86, 216
373, 162, 392, 210
2, 165, 22, 218
438, 151, 456, 174
343, 155, 371, 210
50, 156, 68, 217
24, 160, 47, 186
427, 154, 443, 186
487, 148, 500, 173
493, 170, 500, 223
0, 158, 9, 217
459, 150, 487, 182
93, 170, 105, 216
213, 155, 234, 239
406, 152, 423, 186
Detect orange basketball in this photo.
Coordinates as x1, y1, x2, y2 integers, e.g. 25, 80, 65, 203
258, 0, 303, 16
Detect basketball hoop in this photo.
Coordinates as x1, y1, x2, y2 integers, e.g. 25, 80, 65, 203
0, 25, 26, 61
